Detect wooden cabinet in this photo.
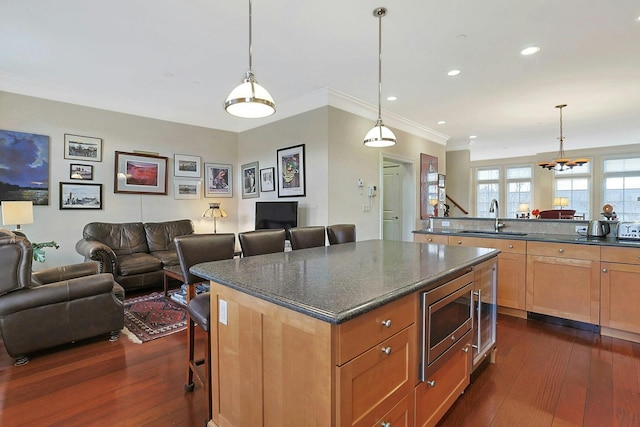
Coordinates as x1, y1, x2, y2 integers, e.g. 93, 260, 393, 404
337, 325, 416, 427
601, 246, 640, 341
415, 341, 471, 427
449, 236, 527, 312
471, 258, 497, 372
414, 233, 449, 245
526, 241, 600, 324
373, 394, 414, 427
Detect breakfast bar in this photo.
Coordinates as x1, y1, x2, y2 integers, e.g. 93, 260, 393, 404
191, 239, 499, 426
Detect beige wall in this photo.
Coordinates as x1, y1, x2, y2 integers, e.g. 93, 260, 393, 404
448, 144, 640, 219
0, 91, 238, 268
445, 150, 471, 215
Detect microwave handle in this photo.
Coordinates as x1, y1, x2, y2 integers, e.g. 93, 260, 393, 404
472, 289, 481, 351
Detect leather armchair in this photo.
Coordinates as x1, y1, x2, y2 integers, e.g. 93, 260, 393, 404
238, 229, 286, 256
0, 229, 124, 366
288, 226, 326, 250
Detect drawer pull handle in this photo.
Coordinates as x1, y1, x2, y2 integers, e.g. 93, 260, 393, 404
381, 423, 391, 427
457, 240, 462, 245
462, 346, 469, 353
426, 380, 436, 387
381, 346, 392, 355
381, 319, 392, 328
602, 268, 608, 273
508, 244, 513, 249
451, 335, 456, 341
428, 238, 433, 242
559, 248, 564, 253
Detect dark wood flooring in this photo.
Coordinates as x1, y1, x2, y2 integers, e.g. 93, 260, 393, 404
1, 313, 639, 426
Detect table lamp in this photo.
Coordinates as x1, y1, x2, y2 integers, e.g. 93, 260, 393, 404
1, 201, 34, 232
202, 202, 227, 233
553, 197, 569, 210
517, 203, 530, 218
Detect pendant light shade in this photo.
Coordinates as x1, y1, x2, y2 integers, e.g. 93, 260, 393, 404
224, 0, 276, 118
363, 7, 396, 147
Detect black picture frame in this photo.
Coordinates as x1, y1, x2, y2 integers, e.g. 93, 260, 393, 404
59, 182, 103, 209
276, 144, 306, 198
70, 163, 93, 180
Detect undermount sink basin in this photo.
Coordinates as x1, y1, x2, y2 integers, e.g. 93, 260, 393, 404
458, 230, 528, 237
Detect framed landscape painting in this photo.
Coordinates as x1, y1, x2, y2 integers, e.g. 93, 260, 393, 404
276, 144, 306, 198
64, 134, 102, 162
0, 129, 50, 205
60, 182, 102, 209
174, 154, 201, 178
70, 164, 93, 180
204, 163, 232, 198
114, 151, 168, 195
174, 179, 201, 200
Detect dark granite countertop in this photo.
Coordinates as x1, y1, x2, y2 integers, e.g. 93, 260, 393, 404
190, 239, 498, 324
413, 229, 640, 248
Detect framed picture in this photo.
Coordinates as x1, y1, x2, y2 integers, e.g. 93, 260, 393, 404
0, 129, 50, 205
438, 187, 446, 202
241, 161, 260, 199
174, 179, 201, 200
438, 174, 446, 188
204, 163, 232, 198
260, 167, 275, 192
70, 163, 93, 180
64, 134, 102, 162
174, 154, 201, 178
420, 153, 438, 219
114, 151, 168, 195
59, 182, 102, 209
276, 144, 306, 198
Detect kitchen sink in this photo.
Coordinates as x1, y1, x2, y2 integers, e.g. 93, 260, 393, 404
458, 230, 528, 236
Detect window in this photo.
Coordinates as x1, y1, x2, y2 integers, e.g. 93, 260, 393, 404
476, 168, 500, 218
506, 166, 532, 218
603, 158, 640, 221
554, 163, 591, 219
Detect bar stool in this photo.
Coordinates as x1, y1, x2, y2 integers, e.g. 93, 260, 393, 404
288, 226, 326, 250
326, 224, 356, 245
238, 229, 286, 256
174, 233, 235, 421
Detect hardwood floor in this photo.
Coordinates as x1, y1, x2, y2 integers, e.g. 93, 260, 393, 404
1, 313, 639, 426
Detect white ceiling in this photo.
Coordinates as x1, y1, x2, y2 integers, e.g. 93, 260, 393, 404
1, 0, 639, 161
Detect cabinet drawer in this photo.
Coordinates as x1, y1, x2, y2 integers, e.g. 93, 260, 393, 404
415, 340, 471, 427
372, 393, 414, 427
448, 236, 526, 254
414, 233, 449, 245
336, 293, 416, 365
337, 325, 416, 427
527, 241, 600, 261
601, 246, 640, 265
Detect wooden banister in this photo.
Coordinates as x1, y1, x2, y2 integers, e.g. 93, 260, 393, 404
445, 195, 469, 215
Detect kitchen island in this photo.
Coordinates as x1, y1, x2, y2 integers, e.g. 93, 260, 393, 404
191, 239, 499, 427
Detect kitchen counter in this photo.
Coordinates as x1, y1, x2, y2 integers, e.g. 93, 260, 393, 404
191, 239, 498, 324
414, 228, 640, 248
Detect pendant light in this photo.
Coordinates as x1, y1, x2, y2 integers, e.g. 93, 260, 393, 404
363, 7, 396, 147
536, 104, 589, 171
224, 0, 276, 118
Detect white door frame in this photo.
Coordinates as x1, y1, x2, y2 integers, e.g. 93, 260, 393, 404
379, 153, 416, 241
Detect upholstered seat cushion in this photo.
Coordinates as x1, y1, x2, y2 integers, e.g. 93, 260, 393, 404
117, 253, 162, 276
149, 250, 179, 266
187, 293, 210, 332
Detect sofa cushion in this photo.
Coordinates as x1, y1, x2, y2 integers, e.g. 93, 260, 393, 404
144, 220, 194, 252
117, 253, 162, 276
150, 250, 179, 267
83, 222, 149, 256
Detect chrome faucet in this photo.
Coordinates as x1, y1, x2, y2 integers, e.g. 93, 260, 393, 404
489, 199, 504, 232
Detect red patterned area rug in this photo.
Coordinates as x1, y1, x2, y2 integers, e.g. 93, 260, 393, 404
122, 291, 186, 343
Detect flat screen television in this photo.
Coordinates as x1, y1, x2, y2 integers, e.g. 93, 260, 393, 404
255, 201, 298, 233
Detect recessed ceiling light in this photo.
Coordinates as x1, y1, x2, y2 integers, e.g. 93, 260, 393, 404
437, 120, 446, 125
447, 69, 461, 76
469, 135, 477, 139
386, 96, 397, 101
520, 46, 540, 56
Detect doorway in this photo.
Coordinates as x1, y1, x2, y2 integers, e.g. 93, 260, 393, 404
381, 155, 415, 241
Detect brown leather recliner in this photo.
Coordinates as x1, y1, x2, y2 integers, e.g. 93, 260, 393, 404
0, 229, 125, 366
75, 219, 194, 291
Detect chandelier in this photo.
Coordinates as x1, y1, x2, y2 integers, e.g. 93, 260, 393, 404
536, 104, 588, 171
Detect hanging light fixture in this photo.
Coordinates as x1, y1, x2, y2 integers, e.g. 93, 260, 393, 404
363, 7, 396, 147
536, 104, 589, 171
224, 0, 276, 118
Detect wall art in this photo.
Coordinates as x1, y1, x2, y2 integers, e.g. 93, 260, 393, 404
64, 134, 102, 162
114, 151, 168, 195
277, 144, 306, 198
174, 154, 201, 178
60, 182, 102, 209
204, 162, 232, 198
174, 179, 201, 200
0, 129, 50, 205
241, 161, 259, 199
70, 163, 93, 180
260, 167, 275, 192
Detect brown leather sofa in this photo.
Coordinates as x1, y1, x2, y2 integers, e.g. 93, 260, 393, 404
0, 229, 124, 365
75, 219, 194, 291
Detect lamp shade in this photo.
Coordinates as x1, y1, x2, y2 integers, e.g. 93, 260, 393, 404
553, 197, 569, 208
518, 203, 530, 212
1, 201, 34, 230
224, 72, 276, 119
363, 121, 397, 147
